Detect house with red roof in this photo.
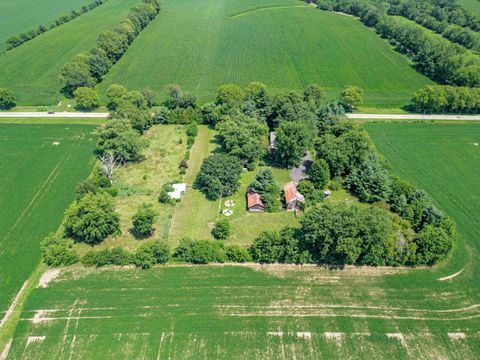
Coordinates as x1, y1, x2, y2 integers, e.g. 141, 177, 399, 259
247, 190, 265, 212
284, 181, 305, 211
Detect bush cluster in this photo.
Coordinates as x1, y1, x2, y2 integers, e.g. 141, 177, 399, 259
6, 0, 108, 51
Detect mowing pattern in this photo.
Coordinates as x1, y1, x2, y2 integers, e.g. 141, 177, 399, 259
0, 0, 139, 105
8, 123, 480, 359
0, 0, 91, 49
0, 124, 96, 316
98, 0, 432, 107
7, 266, 480, 359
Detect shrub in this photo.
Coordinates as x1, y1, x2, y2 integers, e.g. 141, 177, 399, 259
158, 183, 174, 204
212, 218, 231, 240
81, 247, 131, 267
74, 86, 100, 110
132, 203, 157, 236
40, 234, 79, 267
249, 228, 309, 264
173, 238, 226, 264
0, 87, 15, 109
225, 245, 252, 262
340, 85, 364, 111
64, 192, 120, 245
133, 241, 170, 268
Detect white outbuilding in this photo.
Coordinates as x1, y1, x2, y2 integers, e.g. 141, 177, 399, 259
168, 183, 187, 199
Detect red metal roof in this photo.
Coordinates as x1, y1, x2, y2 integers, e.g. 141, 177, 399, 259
247, 191, 264, 209
284, 181, 297, 203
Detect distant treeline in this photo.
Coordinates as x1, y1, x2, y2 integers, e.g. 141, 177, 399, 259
312, 0, 480, 87
59, 0, 160, 96
5, 0, 109, 51
412, 85, 480, 113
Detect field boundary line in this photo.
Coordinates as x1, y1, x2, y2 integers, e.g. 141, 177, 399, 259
348, 114, 480, 120
438, 268, 464, 281
0, 112, 108, 118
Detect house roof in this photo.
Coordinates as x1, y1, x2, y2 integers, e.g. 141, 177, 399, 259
168, 183, 187, 199
247, 191, 265, 209
284, 181, 305, 203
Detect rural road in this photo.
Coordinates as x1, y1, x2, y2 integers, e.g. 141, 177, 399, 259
1, 112, 480, 121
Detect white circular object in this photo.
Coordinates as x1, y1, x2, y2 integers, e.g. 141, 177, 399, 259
222, 209, 233, 216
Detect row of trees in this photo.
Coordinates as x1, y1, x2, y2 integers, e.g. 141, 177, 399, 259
412, 85, 480, 113
59, 0, 160, 96
6, 0, 108, 51
314, 0, 480, 87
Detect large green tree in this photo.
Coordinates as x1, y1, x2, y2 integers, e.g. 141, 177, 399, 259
275, 121, 313, 167
74, 87, 100, 111
0, 87, 15, 109
64, 192, 120, 245
195, 154, 243, 200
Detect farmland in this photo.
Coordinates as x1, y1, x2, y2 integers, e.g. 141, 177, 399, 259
0, 0, 92, 49
4, 122, 480, 359
97, 0, 432, 108
0, 124, 96, 316
457, 0, 480, 13
0, 0, 138, 105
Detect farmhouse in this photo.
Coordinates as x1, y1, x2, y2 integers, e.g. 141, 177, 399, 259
247, 190, 265, 212
284, 181, 305, 211
168, 183, 187, 199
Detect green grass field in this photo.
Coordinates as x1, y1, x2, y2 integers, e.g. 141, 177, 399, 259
0, 124, 96, 316
76, 125, 187, 254
5, 122, 480, 359
0, 0, 138, 105
0, 0, 92, 50
457, 0, 480, 13
97, 0, 433, 108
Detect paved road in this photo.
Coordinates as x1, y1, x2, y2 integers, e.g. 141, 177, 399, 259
0, 111, 109, 118
347, 114, 480, 121
1, 112, 479, 121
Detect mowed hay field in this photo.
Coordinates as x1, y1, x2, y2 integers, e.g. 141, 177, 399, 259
0, 0, 139, 105
7, 123, 480, 359
98, 0, 433, 108
0, 124, 96, 315
0, 0, 92, 49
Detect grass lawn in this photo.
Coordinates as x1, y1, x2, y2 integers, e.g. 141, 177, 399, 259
0, 0, 139, 105
168, 126, 301, 247
98, 0, 432, 108
0, 0, 92, 50
0, 117, 105, 125
0, 124, 96, 315
76, 125, 187, 254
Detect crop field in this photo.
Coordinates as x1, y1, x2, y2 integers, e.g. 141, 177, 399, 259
0, 124, 96, 317
4, 122, 480, 359
457, 0, 480, 13
0, 0, 138, 105
0, 0, 92, 49
98, 0, 432, 108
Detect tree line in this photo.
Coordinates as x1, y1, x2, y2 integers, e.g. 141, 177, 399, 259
6, 0, 109, 51
313, 0, 480, 87
59, 0, 160, 97
412, 84, 480, 113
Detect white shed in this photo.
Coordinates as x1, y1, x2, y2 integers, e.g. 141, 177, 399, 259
168, 183, 187, 199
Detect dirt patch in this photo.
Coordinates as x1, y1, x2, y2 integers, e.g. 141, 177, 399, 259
0, 340, 12, 360
38, 269, 61, 288
296, 332, 311, 339
387, 333, 408, 349
267, 332, 283, 337
325, 332, 343, 343
32, 310, 52, 324
26, 336, 46, 347
437, 268, 464, 281
448, 332, 466, 340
